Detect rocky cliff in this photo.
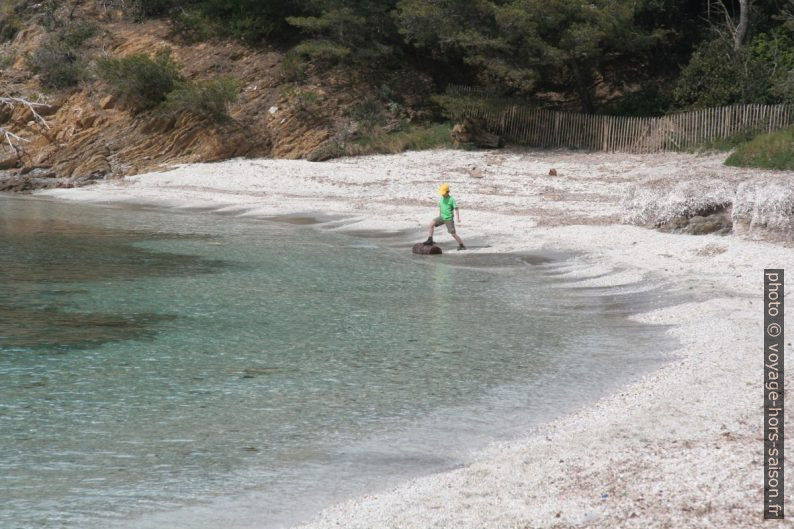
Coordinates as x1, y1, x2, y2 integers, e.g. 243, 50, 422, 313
0, 3, 432, 190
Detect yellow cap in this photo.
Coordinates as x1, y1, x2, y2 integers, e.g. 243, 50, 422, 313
438, 183, 450, 196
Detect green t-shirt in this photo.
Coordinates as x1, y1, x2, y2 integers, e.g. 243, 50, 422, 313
439, 195, 457, 221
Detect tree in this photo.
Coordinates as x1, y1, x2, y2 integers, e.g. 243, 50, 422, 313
114, 0, 304, 42
287, 0, 399, 63
784, 0, 794, 28
673, 36, 772, 107
395, 0, 660, 113
711, 0, 753, 49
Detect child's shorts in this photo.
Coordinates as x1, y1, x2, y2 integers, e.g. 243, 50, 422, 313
433, 216, 456, 234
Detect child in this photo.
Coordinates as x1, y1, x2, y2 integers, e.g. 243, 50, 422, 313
423, 183, 466, 250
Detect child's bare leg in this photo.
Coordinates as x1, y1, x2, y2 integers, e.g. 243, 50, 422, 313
428, 220, 436, 237
452, 233, 464, 245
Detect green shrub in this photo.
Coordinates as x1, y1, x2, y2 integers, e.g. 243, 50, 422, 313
346, 97, 387, 130
674, 38, 772, 108
687, 129, 759, 153
283, 85, 322, 113
725, 126, 794, 170
166, 77, 240, 121
194, 0, 298, 43
98, 50, 182, 112
753, 27, 794, 103
773, 71, 794, 104
0, 9, 20, 42
60, 21, 97, 48
133, 0, 179, 18
752, 28, 794, 81
344, 123, 454, 157
40, 0, 59, 31
26, 18, 97, 90
28, 39, 85, 88
0, 50, 14, 69
292, 39, 351, 61
280, 50, 307, 83
171, 8, 217, 43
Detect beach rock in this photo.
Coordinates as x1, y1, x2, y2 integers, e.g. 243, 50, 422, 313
0, 175, 32, 192
732, 181, 794, 241
549, 168, 557, 176
99, 95, 115, 110
306, 141, 342, 162
686, 211, 732, 235
0, 153, 20, 170
621, 179, 735, 229
657, 206, 732, 235
36, 103, 60, 116
0, 171, 87, 192
467, 166, 483, 178
412, 243, 443, 255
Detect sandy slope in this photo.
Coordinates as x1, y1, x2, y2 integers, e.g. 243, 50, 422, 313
40, 148, 794, 527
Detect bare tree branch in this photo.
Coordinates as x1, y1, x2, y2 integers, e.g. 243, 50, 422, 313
0, 127, 27, 157
0, 97, 51, 129
0, 96, 51, 157
710, 0, 753, 50
712, 0, 737, 35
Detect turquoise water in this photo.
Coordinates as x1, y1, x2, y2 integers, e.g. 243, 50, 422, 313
0, 195, 673, 529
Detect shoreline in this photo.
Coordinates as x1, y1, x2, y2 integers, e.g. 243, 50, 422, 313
36, 148, 794, 527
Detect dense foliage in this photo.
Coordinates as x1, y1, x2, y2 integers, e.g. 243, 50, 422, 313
4, 0, 793, 114
166, 76, 241, 121
97, 51, 183, 112
126, 0, 791, 114
27, 21, 95, 88
726, 125, 794, 170
97, 50, 239, 120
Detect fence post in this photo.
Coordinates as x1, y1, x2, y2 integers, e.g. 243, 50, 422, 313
449, 85, 791, 152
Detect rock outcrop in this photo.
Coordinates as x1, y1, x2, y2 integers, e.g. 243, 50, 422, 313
622, 177, 794, 241
0, 8, 434, 189
732, 181, 794, 241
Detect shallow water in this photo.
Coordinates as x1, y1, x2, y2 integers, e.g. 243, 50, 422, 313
0, 195, 674, 529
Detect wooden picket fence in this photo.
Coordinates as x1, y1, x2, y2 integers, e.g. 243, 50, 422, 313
445, 85, 794, 153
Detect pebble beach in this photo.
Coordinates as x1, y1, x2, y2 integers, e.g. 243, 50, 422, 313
40, 147, 794, 528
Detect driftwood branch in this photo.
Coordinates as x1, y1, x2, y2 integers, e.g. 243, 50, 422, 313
0, 128, 27, 156
0, 96, 51, 156
0, 97, 51, 129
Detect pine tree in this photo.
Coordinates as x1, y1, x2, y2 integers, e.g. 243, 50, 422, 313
287, 0, 399, 63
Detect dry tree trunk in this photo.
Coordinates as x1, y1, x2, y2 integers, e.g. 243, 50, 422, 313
735, 0, 750, 49
712, 0, 753, 50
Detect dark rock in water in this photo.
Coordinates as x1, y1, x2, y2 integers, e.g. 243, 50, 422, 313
412, 243, 442, 255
